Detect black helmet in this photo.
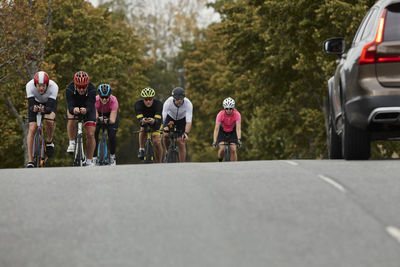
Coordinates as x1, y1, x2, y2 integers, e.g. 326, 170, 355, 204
172, 87, 185, 100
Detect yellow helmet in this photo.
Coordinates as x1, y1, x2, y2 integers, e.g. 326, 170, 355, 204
141, 87, 155, 98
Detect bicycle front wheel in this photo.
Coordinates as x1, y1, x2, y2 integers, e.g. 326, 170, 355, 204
33, 132, 42, 167
144, 140, 154, 163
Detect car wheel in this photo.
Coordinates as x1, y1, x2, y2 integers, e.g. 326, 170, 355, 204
342, 113, 370, 160
328, 112, 342, 159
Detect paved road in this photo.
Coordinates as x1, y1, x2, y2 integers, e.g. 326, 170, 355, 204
1, 160, 400, 267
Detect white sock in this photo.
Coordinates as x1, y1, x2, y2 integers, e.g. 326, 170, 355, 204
86, 159, 92, 164
69, 140, 75, 145
139, 148, 144, 151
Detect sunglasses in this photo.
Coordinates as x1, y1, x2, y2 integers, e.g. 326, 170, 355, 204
76, 85, 87, 90
225, 108, 233, 110
144, 98, 153, 101
100, 96, 110, 99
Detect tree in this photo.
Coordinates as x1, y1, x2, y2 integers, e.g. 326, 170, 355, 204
0, 0, 53, 167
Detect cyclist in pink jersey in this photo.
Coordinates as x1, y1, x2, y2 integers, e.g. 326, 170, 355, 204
212, 97, 242, 161
93, 84, 119, 165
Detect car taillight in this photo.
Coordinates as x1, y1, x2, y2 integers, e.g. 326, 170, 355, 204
359, 9, 390, 65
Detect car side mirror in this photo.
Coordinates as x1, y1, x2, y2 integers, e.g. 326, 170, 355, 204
323, 37, 345, 57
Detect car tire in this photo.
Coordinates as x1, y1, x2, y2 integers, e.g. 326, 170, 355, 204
342, 113, 370, 160
328, 112, 342, 159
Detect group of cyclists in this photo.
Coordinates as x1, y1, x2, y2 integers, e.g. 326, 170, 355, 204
25, 70, 242, 168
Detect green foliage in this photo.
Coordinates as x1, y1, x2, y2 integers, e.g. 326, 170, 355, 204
184, 0, 386, 161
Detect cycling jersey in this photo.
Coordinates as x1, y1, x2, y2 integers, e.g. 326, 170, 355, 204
95, 95, 118, 114
66, 82, 96, 123
162, 96, 193, 123
26, 79, 59, 122
26, 79, 58, 103
216, 109, 241, 132
134, 98, 163, 130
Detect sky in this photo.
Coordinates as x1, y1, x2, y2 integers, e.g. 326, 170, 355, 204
87, 0, 220, 28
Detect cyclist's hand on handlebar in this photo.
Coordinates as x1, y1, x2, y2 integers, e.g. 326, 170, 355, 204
80, 107, 87, 115
182, 132, 189, 141
33, 105, 39, 113
73, 107, 80, 114
237, 139, 242, 148
212, 142, 217, 148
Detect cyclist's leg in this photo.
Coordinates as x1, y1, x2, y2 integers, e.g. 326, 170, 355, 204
44, 101, 57, 143
163, 116, 174, 150
67, 109, 77, 141
228, 129, 238, 161
175, 118, 187, 162
108, 124, 118, 155
27, 122, 38, 164
216, 126, 226, 161
139, 126, 146, 149
94, 123, 101, 158
84, 121, 96, 161
152, 128, 162, 163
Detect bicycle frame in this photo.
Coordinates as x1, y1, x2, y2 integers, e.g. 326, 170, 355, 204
144, 125, 154, 163
32, 111, 46, 167
67, 115, 86, 166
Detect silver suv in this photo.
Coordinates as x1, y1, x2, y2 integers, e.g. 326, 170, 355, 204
324, 0, 400, 160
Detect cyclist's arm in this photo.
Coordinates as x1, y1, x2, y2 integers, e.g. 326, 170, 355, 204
109, 110, 117, 124
213, 122, 221, 143
27, 97, 36, 112
44, 98, 57, 114
154, 100, 163, 129
85, 84, 96, 113
66, 85, 75, 115
184, 122, 192, 136
236, 121, 241, 141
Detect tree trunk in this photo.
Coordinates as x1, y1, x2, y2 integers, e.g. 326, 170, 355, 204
4, 93, 28, 166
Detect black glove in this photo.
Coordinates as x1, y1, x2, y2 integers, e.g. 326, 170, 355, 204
237, 139, 242, 148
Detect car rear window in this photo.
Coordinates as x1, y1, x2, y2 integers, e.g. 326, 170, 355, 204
384, 4, 400, 41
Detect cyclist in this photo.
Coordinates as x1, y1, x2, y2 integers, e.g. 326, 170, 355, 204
25, 71, 59, 168
212, 97, 242, 162
66, 71, 97, 166
134, 88, 164, 163
93, 84, 119, 166
162, 87, 193, 162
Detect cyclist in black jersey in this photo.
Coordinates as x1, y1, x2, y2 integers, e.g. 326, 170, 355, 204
134, 88, 164, 163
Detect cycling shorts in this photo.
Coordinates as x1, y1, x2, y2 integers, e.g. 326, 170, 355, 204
217, 126, 238, 144
165, 115, 186, 136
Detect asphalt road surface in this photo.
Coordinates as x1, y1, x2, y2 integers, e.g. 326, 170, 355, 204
1, 160, 400, 267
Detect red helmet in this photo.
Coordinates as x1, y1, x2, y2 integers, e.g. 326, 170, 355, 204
74, 71, 90, 87
34, 71, 49, 85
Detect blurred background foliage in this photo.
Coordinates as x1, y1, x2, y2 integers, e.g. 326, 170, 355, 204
2, 0, 393, 168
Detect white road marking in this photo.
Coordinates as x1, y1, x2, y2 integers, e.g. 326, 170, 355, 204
318, 175, 346, 193
387, 226, 400, 244
285, 161, 298, 166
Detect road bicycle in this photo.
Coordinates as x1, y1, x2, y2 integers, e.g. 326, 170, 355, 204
32, 105, 53, 167
134, 124, 161, 163
164, 121, 179, 163
67, 114, 86, 166
96, 119, 110, 165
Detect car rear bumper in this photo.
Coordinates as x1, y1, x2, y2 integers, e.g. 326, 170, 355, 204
346, 95, 400, 129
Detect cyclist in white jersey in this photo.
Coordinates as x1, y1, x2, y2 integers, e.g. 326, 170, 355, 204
162, 87, 193, 162
25, 71, 59, 168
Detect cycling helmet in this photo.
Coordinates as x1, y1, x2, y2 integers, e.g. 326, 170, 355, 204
34, 71, 49, 85
74, 71, 90, 87
172, 87, 185, 100
98, 84, 112, 97
223, 97, 235, 109
141, 87, 155, 98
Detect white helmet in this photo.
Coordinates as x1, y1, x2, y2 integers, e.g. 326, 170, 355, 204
223, 97, 235, 109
